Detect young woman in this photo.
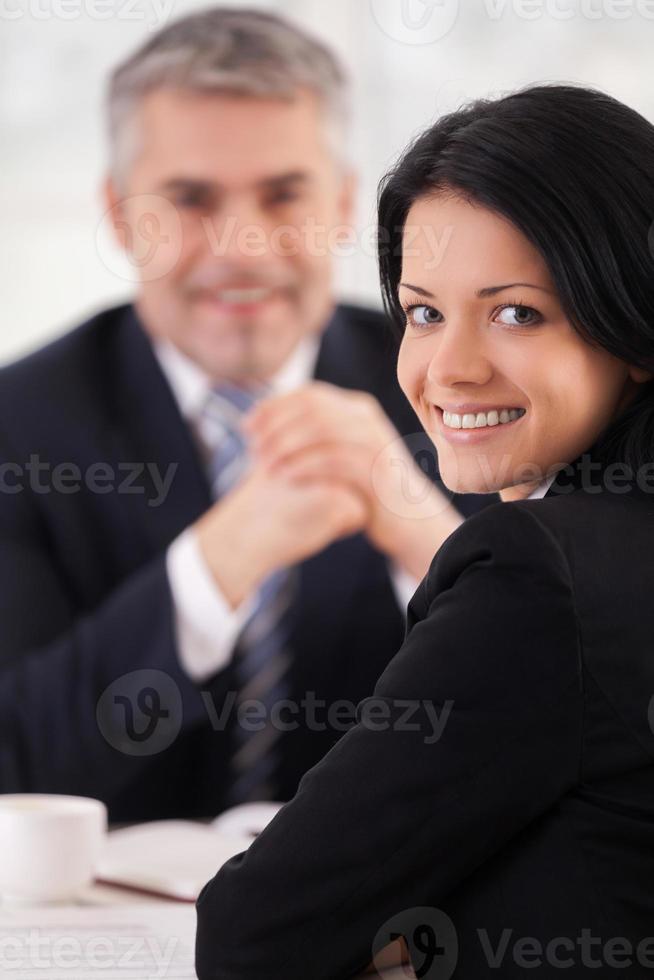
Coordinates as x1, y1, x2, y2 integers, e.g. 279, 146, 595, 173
195, 85, 654, 979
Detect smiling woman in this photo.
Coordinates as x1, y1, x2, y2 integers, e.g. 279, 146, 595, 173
391, 192, 651, 500
195, 85, 654, 980
378, 84, 654, 502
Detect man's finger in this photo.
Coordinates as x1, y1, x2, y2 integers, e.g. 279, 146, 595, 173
274, 444, 363, 484
242, 381, 359, 443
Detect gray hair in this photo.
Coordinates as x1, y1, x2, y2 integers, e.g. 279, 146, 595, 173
107, 7, 350, 186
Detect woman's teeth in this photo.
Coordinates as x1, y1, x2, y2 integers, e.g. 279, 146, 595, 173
442, 408, 526, 429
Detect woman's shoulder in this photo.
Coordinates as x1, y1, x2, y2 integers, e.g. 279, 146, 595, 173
425, 496, 572, 593
404, 498, 572, 630
415, 485, 652, 621
437, 483, 652, 569
401, 479, 654, 664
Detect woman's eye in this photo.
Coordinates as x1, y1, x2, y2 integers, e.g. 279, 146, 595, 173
495, 304, 542, 327
405, 305, 442, 328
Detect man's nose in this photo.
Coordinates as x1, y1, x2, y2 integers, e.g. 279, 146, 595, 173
204, 196, 276, 264
426, 319, 493, 389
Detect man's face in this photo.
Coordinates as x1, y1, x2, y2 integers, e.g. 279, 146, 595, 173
106, 88, 354, 382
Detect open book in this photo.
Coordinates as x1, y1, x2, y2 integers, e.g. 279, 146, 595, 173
96, 801, 284, 902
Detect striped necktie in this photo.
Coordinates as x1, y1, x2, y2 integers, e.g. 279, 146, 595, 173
200, 382, 297, 804
201, 382, 261, 497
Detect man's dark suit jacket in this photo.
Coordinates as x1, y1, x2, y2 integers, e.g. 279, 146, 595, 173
0, 302, 492, 823
195, 440, 654, 978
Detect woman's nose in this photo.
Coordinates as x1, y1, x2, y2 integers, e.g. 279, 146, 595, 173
426, 320, 493, 388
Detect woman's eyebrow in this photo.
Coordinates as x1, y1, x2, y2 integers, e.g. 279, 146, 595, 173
399, 281, 554, 298
476, 282, 554, 297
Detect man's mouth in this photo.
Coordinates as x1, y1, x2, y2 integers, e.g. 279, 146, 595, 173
212, 287, 275, 304
194, 286, 281, 313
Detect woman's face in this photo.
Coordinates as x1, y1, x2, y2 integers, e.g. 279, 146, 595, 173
397, 192, 649, 500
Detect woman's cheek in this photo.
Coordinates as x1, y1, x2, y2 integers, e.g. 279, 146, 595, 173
396, 336, 418, 405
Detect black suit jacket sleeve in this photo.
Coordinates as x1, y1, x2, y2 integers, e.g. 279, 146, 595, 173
0, 442, 209, 800
195, 502, 584, 980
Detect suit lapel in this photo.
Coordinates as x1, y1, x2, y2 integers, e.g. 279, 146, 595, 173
106, 305, 212, 563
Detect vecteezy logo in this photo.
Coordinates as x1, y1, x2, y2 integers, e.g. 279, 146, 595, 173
371, 431, 456, 521
372, 906, 458, 979
95, 193, 182, 284
369, 0, 459, 45
96, 669, 183, 757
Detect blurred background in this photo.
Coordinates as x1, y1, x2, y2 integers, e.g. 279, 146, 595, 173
2, 0, 653, 365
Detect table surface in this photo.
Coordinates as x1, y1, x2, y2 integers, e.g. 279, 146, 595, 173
0, 880, 416, 979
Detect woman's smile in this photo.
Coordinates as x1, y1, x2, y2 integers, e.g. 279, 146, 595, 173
431, 403, 527, 445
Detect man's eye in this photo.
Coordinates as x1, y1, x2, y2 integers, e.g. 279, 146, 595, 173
495, 304, 542, 327
405, 305, 441, 328
175, 194, 209, 209
265, 191, 301, 206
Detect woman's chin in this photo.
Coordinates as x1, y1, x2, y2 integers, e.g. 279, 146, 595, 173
438, 468, 499, 497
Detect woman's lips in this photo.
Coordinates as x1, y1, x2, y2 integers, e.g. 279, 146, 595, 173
432, 405, 526, 445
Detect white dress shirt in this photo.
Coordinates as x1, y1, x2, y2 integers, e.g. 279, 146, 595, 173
155, 337, 420, 683
525, 473, 558, 500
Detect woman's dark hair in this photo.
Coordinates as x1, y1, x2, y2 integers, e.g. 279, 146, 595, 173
377, 83, 654, 471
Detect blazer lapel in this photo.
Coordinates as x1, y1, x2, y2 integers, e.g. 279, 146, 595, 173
106, 305, 212, 563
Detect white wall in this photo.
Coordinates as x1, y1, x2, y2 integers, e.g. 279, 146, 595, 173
2, 0, 654, 363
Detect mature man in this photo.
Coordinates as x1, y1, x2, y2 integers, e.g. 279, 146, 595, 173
0, 9, 492, 822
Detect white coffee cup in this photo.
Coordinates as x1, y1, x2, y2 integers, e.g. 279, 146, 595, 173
0, 794, 107, 904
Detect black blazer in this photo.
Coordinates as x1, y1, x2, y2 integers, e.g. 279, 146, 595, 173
195, 440, 654, 978
0, 302, 492, 823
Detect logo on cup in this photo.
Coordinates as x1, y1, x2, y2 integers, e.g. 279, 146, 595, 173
372, 906, 458, 978
369, 0, 459, 45
95, 193, 182, 283
97, 669, 183, 757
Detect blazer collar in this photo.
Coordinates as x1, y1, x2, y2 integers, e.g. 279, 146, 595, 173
108, 304, 213, 557
314, 305, 376, 390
